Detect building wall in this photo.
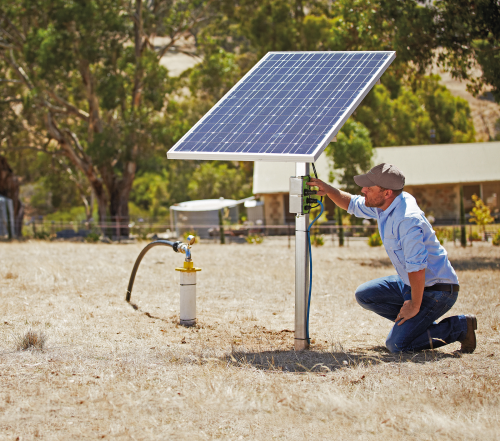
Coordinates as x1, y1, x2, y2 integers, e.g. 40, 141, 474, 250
405, 180, 500, 222
405, 184, 459, 221
262, 193, 285, 225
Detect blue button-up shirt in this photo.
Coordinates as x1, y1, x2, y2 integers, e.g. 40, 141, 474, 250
347, 192, 458, 287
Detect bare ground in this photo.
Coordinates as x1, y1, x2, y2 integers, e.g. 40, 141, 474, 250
0, 239, 499, 440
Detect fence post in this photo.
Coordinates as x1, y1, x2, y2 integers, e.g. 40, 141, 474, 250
219, 209, 225, 244
460, 185, 467, 247
337, 206, 344, 247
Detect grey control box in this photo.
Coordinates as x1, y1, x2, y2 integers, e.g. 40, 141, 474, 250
289, 176, 305, 214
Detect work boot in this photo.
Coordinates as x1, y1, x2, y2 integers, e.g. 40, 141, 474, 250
460, 315, 477, 353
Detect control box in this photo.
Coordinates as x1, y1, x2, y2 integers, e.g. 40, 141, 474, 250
289, 175, 318, 215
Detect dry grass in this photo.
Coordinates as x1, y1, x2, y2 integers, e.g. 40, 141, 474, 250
0, 239, 499, 440
14, 329, 47, 351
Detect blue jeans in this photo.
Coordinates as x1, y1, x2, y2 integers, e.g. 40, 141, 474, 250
355, 275, 468, 353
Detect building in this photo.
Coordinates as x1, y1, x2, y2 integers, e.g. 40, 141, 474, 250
253, 141, 500, 225
169, 197, 256, 239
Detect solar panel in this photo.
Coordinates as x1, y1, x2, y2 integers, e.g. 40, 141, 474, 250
167, 51, 395, 162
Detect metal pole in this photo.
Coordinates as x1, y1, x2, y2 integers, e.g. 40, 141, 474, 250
295, 162, 310, 351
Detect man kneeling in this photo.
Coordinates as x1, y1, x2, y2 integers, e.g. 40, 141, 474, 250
307, 163, 477, 353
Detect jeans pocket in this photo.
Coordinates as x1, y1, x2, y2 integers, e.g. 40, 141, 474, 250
422, 290, 456, 320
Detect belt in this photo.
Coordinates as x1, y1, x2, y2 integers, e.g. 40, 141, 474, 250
424, 283, 459, 293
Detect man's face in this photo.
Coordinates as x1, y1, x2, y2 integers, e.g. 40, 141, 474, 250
362, 186, 389, 208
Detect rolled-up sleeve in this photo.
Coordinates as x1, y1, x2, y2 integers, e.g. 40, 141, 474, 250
399, 218, 428, 272
347, 195, 378, 219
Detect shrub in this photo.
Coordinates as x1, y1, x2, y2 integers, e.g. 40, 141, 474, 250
85, 232, 101, 243
434, 228, 451, 245
246, 234, 264, 244
34, 230, 50, 240
492, 230, 500, 246
469, 231, 481, 241
368, 231, 383, 247
183, 230, 199, 243
311, 234, 325, 247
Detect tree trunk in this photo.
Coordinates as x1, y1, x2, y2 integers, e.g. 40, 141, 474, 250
0, 155, 24, 237
102, 160, 136, 239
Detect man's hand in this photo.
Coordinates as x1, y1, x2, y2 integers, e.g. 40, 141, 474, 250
396, 300, 420, 325
306, 177, 331, 196
396, 269, 425, 325
306, 178, 351, 210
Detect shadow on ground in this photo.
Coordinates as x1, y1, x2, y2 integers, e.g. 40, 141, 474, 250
449, 257, 500, 271
354, 257, 500, 271
225, 345, 461, 373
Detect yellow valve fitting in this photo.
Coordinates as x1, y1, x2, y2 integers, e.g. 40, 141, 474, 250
175, 261, 202, 272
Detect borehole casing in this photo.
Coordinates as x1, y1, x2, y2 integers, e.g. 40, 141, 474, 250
179, 271, 196, 326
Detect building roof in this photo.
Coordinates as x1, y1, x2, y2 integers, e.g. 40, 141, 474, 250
373, 142, 500, 186
170, 197, 254, 212
253, 141, 500, 194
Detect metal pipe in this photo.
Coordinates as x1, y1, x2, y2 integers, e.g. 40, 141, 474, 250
295, 162, 310, 351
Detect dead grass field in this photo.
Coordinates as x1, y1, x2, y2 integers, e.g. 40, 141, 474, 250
0, 239, 499, 440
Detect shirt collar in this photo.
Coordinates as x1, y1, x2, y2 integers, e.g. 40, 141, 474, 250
379, 192, 404, 218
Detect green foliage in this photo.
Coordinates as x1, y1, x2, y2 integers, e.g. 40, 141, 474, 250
356, 76, 475, 147
469, 231, 481, 242
183, 230, 199, 243
309, 205, 329, 225
368, 231, 383, 247
469, 195, 494, 241
187, 162, 252, 201
492, 230, 500, 246
310, 234, 325, 247
435, 0, 500, 103
434, 228, 452, 245
33, 230, 51, 240
245, 234, 264, 244
85, 230, 101, 243
469, 195, 495, 227
1, 0, 479, 228
130, 172, 170, 218
326, 119, 373, 194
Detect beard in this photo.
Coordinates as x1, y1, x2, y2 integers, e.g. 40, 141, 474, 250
364, 194, 385, 208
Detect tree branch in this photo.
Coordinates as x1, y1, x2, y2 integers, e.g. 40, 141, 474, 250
0, 40, 14, 49
132, 0, 143, 110
0, 10, 26, 43
46, 90, 90, 121
0, 98, 22, 103
3, 49, 34, 90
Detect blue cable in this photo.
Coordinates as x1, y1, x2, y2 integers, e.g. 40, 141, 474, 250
306, 199, 324, 342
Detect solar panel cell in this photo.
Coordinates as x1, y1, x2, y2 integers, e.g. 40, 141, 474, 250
167, 51, 395, 162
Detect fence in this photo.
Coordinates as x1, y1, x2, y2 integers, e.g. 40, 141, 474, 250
19, 218, 500, 246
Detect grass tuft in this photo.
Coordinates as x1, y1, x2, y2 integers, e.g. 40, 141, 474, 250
15, 329, 47, 351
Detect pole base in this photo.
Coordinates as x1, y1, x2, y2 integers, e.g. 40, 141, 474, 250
294, 338, 310, 351
180, 319, 196, 327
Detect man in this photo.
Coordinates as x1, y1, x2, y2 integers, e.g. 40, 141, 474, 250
307, 163, 477, 353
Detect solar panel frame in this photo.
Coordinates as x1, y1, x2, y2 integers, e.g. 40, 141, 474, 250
167, 51, 396, 163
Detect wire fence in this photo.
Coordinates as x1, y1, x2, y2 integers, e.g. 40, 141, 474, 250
16, 217, 500, 246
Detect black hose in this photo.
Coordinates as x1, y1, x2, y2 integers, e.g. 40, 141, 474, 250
126, 239, 180, 302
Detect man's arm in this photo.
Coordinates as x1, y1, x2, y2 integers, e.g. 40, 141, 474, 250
307, 178, 352, 210
396, 269, 425, 325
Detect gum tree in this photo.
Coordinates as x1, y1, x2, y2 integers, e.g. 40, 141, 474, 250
0, 0, 212, 235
